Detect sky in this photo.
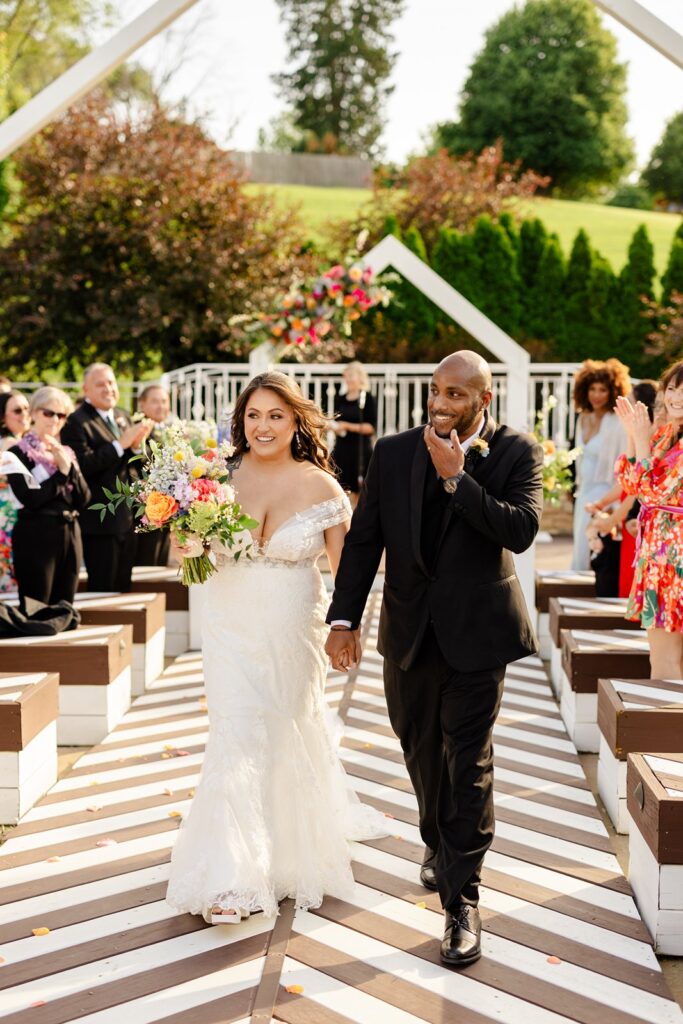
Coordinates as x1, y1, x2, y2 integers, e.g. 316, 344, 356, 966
111, 0, 683, 171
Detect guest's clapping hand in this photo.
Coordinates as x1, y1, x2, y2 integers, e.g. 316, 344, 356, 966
615, 397, 650, 443
119, 419, 153, 451
43, 435, 72, 474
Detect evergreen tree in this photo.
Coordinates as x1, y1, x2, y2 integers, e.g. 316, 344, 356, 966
399, 224, 438, 340
641, 112, 683, 205
616, 225, 656, 374
431, 227, 482, 308
470, 216, 521, 335
560, 229, 596, 359
436, 0, 633, 195
526, 235, 566, 344
272, 0, 404, 157
587, 254, 619, 360
662, 239, 683, 305
518, 218, 548, 325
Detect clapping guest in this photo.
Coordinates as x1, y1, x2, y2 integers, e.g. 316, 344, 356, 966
0, 391, 31, 593
571, 359, 630, 570
7, 387, 90, 610
615, 360, 683, 679
330, 362, 377, 507
61, 363, 153, 592
134, 384, 173, 566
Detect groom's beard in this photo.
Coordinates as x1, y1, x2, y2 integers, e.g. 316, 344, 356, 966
429, 399, 483, 439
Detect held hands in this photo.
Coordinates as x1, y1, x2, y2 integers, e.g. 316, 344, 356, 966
43, 435, 72, 474
325, 628, 362, 673
423, 426, 465, 479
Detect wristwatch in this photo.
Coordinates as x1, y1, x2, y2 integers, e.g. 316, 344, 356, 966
442, 470, 465, 494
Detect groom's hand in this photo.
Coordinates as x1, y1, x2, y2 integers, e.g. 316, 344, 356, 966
423, 426, 465, 479
325, 629, 361, 672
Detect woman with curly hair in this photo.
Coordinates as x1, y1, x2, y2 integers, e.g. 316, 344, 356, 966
571, 359, 630, 570
166, 371, 386, 926
615, 360, 683, 678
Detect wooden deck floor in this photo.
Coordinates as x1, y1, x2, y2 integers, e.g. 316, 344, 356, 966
1, 593, 682, 1024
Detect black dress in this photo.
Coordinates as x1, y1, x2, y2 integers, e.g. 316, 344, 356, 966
332, 392, 377, 494
8, 444, 91, 609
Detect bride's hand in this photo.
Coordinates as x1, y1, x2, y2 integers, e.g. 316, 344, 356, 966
170, 534, 203, 559
325, 628, 360, 672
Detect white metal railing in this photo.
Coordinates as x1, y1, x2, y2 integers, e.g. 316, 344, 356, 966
11, 362, 582, 446
160, 362, 582, 447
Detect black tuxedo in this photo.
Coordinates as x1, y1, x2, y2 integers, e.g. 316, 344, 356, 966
328, 413, 544, 911
61, 402, 140, 590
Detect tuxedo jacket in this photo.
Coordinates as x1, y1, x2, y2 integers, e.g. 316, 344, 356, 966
61, 402, 139, 537
327, 415, 544, 673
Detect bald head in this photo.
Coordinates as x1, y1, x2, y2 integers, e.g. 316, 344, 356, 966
437, 351, 492, 392
428, 350, 493, 440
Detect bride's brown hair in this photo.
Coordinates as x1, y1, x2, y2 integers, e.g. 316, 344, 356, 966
230, 371, 333, 473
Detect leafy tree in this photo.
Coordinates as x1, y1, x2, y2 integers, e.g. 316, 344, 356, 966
0, 1, 110, 112
272, 0, 404, 157
435, 0, 633, 195
332, 143, 548, 253
0, 96, 313, 378
644, 292, 683, 365
607, 182, 653, 210
641, 112, 683, 205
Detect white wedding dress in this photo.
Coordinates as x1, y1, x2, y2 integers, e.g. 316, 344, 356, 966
166, 495, 387, 921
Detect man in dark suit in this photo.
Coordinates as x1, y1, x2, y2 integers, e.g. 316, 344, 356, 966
325, 351, 543, 967
61, 363, 153, 592
134, 384, 173, 567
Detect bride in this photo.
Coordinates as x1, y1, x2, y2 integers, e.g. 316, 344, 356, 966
166, 371, 387, 924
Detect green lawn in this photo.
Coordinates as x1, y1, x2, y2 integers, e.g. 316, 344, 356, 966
247, 183, 682, 276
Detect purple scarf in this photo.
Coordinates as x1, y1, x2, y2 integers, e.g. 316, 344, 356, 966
16, 431, 77, 478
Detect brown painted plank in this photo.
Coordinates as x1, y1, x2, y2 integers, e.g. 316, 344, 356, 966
0, 817, 180, 870
1, 931, 266, 1024
313, 899, 656, 1024
153, 986, 255, 1024
0, 880, 168, 945
39, 762, 203, 805
350, 861, 667, 998
274, 987, 356, 1024
287, 934, 499, 1024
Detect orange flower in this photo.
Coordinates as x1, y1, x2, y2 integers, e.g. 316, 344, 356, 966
343, 295, 356, 307
291, 317, 305, 331
543, 439, 556, 456
145, 491, 178, 526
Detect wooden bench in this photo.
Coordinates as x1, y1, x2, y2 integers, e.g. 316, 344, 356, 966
547, 596, 635, 694
0, 625, 133, 745
597, 678, 683, 834
128, 567, 196, 654
627, 752, 683, 954
0, 672, 59, 823
534, 569, 595, 659
74, 592, 166, 694
559, 628, 651, 752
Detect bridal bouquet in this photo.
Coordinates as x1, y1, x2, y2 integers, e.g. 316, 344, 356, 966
91, 424, 257, 585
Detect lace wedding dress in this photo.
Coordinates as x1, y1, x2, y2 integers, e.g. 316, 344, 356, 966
166, 495, 387, 921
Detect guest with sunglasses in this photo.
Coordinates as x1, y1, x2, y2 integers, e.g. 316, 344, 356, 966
6, 386, 90, 610
0, 390, 31, 593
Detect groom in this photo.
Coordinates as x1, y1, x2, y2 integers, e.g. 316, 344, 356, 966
325, 351, 543, 967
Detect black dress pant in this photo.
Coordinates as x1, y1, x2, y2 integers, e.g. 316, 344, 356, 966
12, 516, 83, 610
82, 532, 136, 592
134, 528, 170, 567
383, 626, 504, 912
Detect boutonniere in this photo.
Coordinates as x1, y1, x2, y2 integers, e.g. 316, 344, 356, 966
468, 437, 490, 460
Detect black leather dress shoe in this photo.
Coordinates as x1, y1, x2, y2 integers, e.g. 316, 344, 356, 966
419, 848, 438, 891
440, 905, 482, 967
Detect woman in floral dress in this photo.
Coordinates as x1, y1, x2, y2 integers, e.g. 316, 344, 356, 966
615, 359, 683, 679
0, 391, 31, 593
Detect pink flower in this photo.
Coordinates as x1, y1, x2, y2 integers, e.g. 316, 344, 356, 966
191, 478, 222, 502
324, 264, 345, 280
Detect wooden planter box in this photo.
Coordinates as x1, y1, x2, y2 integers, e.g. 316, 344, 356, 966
627, 752, 683, 954
0, 625, 133, 745
597, 678, 683, 834
129, 567, 193, 655
534, 570, 596, 659
559, 629, 651, 752
75, 592, 166, 694
548, 596, 636, 694
0, 672, 59, 822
